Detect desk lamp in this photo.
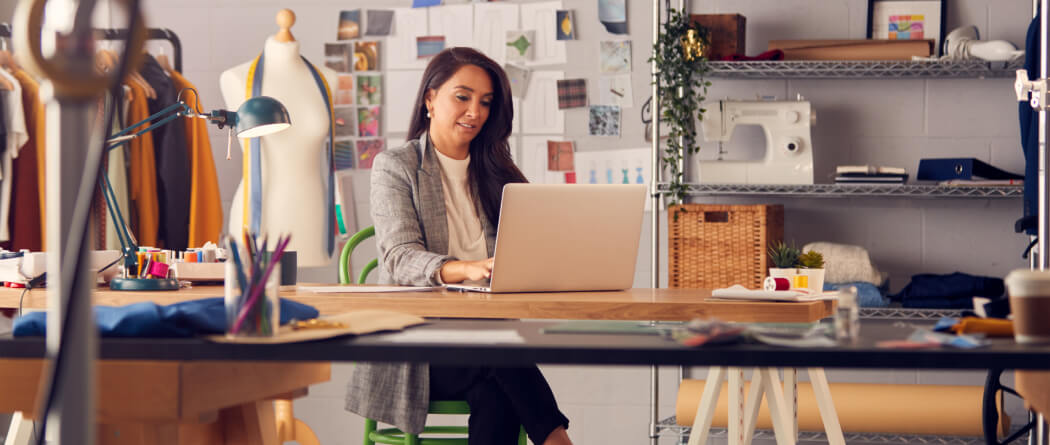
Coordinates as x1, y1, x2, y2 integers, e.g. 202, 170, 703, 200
104, 92, 291, 291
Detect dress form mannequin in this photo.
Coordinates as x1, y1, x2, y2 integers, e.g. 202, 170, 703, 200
220, 9, 338, 267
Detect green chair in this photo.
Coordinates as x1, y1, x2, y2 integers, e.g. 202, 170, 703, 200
340, 227, 526, 445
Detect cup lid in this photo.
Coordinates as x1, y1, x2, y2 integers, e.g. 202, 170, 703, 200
1005, 269, 1050, 295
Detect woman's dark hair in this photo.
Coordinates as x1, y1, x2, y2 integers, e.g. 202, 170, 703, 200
408, 47, 527, 226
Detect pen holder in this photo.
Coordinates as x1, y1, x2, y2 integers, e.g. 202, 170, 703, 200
224, 256, 280, 337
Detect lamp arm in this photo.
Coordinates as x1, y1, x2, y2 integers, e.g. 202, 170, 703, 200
106, 101, 193, 151
99, 171, 138, 276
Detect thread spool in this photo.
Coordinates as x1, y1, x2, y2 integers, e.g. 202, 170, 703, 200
791, 275, 809, 289
147, 261, 169, 279
764, 276, 790, 291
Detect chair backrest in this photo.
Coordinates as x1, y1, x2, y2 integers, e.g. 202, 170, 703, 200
339, 226, 378, 284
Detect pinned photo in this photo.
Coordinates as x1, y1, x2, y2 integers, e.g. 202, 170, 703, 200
324, 42, 353, 72
357, 139, 386, 169
334, 139, 356, 170
599, 41, 631, 74
589, 105, 621, 137
504, 64, 532, 98
417, 36, 446, 59
365, 10, 395, 36
556, 10, 576, 40
334, 107, 358, 138
357, 75, 382, 105
547, 140, 575, 171
335, 74, 354, 106
358, 106, 381, 137
598, 0, 627, 35
506, 30, 535, 63
354, 41, 380, 71
556, 78, 587, 109
337, 10, 361, 40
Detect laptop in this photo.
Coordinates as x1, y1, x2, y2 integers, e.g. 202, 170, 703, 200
445, 184, 646, 293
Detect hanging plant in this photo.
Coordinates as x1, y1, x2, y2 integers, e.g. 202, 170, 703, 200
649, 8, 711, 207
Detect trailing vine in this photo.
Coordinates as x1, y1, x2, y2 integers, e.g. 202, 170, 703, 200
649, 8, 711, 207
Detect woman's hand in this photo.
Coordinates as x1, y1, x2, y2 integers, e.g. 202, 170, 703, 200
439, 258, 494, 283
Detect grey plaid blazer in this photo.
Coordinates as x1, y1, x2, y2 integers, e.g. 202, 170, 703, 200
344, 132, 496, 434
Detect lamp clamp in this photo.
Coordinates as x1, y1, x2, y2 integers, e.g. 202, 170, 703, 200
1016, 69, 1049, 110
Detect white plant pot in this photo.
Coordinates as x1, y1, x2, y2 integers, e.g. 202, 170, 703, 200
799, 268, 826, 293
768, 268, 798, 280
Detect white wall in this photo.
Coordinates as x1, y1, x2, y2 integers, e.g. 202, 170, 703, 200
1, 0, 1033, 443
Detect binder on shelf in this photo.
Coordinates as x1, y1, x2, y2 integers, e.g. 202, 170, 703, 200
917, 158, 1022, 181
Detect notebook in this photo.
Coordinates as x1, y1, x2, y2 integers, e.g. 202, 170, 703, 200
445, 184, 646, 293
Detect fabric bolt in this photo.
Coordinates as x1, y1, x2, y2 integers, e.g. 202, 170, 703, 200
823, 281, 890, 308
7, 70, 42, 252
125, 81, 160, 247
12, 297, 319, 338
140, 54, 191, 250
0, 68, 28, 243
169, 71, 223, 247
891, 272, 1006, 305
556, 78, 587, 109
434, 149, 487, 262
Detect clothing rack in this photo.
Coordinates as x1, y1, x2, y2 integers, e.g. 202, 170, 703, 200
0, 23, 182, 72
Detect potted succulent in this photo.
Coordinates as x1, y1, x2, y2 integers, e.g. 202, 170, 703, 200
767, 241, 800, 281
797, 250, 826, 293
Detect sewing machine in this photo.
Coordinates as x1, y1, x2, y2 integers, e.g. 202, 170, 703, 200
698, 98, 816, 184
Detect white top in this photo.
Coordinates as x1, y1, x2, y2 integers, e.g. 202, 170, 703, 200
0, 69, 28, 243
434, 149, 487, 262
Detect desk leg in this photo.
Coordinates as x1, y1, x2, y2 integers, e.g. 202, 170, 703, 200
783, 368, 798, 442
728, 367, 744, 445
4, 412, 32, 445
687, 367, 726, 445
756, 368, 795, 445
222, 401, 279, 445
807, 368, 844, 445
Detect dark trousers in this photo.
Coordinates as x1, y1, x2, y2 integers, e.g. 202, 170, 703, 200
429, 365, 570, 445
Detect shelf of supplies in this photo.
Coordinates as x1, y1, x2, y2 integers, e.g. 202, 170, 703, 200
658, 417, 1015, 445
706, 60, 1023, 79
655, 183, 1023, 199
859, 307, 965, 320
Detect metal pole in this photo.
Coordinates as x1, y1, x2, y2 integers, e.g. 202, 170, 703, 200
1040, 0, 1049, 269
649, 1, 663, 443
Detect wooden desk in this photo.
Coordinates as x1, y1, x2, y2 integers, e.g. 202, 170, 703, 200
0, 286, 834, 322
0, 359, 329, 445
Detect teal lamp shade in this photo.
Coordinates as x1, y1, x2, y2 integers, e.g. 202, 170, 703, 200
235, 96, 292, 138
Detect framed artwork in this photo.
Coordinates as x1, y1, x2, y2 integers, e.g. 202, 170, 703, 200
867, 0, 945, 55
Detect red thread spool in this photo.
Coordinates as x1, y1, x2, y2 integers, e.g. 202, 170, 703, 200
763, 276, 790, 291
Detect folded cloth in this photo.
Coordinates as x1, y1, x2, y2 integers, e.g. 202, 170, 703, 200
803, 242, 886, 286
892, 272, 1005, 303
720, 49, 785, 61
12, 297, 319, 338
824, 282, 890, 308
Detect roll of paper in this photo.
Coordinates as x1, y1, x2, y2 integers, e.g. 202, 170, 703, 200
675, 378, 1005, 436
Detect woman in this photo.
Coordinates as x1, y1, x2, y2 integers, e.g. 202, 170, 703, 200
345, 47, 573, 445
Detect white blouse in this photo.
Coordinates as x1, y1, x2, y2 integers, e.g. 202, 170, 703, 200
434, 149, 488, 262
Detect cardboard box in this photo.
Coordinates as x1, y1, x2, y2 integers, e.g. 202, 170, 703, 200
768, 39, 933, 61
690, 14, 746, 61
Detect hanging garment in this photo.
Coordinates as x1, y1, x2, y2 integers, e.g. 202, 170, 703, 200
104, 90, 131, 252
140, 54, 190, 251
1021, 14, 1040, 235
0, 67, 28, 244
12, 69, 46, 248
244, 53, 336, 255
169, 70, 222, 247
125, 81, 159, 247
7, 69, 42, 251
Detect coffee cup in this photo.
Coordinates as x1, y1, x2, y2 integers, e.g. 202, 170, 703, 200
1004, 269, 1050, 344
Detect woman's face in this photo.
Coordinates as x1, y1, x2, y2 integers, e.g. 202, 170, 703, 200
425, 64, 494, 152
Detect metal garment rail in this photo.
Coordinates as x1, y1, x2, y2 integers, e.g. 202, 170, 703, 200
0, 23, 183, 73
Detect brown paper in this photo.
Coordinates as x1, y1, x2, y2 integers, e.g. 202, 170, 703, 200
1017, 371, 1050, 419
207, 310, 426, 344
768, 39, 933, 61
676, 378, 1005, 436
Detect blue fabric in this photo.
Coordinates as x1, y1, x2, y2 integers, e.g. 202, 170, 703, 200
823, 282, 890, 308
1021, 14, 1039, 234
12, 297, 319, 338
889, 272, 1005, 309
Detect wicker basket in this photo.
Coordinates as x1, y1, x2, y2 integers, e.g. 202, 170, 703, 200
668, 204, 784, 289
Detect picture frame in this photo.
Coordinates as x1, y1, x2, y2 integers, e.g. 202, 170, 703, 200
866, 0, 946, 56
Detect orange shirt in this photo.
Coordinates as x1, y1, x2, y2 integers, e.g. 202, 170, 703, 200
125, 81, 159, 247
170, 71, 223, 247
10, 69, 42, 251
12, 69, 45, 248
